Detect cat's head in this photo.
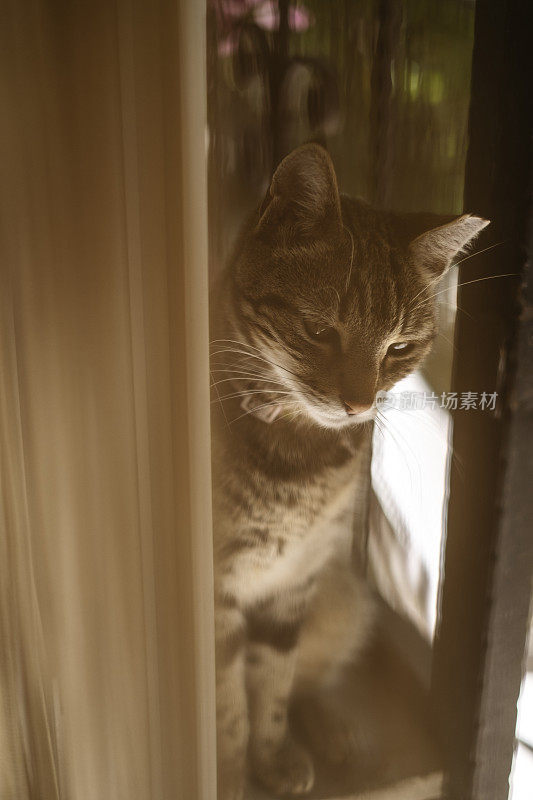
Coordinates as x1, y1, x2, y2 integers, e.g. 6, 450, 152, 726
226, 144, 488, 429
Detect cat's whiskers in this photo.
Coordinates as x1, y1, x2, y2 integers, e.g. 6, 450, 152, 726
275, 403, 306, 425
211, 337, 290, 368
210, 369, 230, 430
377, 409, 421, 465
311, 285, 341, 318
210, 347, 276, 363
373, 415, 385, 441
408, 271, 518, 317
438, 299, 474, 322
373, 415, 418, 500
210, 350, 284, 380
380, 402, 469, 490
210, 378, 288, 393
210, 369, 280, 386
437, 330, 458, 354
324, 285, 341, 310
210, 362, 280, 373
390, 406, 466, 481
375, 410, 422, 501
211, 389, 293, 404
210, 346, 303, 382
210, 357, 290, 388
230, 398, 299, 425
406, 241, 506, 314
210, 337, 311, 385
211, 364, 282, 383
385, 405, 451, 443
210, 337, 273, 356
407, 270, 453, 314
209, 360, 276, 376
343, 223, 355, 293
452, 239, 505, 269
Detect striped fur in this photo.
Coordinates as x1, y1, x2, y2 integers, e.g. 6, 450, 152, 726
210, 145, 487, 799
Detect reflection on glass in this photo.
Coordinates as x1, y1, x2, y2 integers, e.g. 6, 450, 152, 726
208, 2, 477, 795
510, 623, 533, 799
208, 0, 475, 646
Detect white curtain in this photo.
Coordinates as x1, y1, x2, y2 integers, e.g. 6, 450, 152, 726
0, 1, 215, 798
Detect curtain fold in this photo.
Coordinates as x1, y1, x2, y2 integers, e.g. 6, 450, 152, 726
0, 2, 215, 798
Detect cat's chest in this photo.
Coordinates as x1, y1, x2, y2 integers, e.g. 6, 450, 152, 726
226, 464, 357, 606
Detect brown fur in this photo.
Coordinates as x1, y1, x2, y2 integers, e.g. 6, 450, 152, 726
210, 144, 488, 799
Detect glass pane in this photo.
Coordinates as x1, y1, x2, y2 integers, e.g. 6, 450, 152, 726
208, 2, 477, 796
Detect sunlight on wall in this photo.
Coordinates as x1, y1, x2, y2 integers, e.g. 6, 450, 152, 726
510, 642, 533, 800
369, 371, 452, 641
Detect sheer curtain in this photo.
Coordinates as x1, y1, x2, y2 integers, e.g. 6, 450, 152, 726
0, 2, 215, 798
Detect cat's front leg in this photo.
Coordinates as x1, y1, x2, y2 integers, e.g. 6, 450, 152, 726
215, 594, 248, 800
246, 594, 314, 796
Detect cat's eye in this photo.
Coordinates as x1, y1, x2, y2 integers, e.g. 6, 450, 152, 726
303, 320, 338, 345
387, 341, 415, 356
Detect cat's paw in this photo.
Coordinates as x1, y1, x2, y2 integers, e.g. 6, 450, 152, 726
251, 733, 314, 796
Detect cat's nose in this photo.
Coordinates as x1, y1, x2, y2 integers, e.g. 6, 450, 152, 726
342, 399, 373, 416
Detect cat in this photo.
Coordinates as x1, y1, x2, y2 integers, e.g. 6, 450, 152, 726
210, 143, 488, 800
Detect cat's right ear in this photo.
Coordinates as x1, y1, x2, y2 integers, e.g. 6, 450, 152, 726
395, 212, 490, 279
255, 144, 343, 241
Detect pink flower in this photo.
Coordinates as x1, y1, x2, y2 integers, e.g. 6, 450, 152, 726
253, 1, 314, 32
253, 1, 279, 31
215, 0, 315, 55
289, 5, 313, 32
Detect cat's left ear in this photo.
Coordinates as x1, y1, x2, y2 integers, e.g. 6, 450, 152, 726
407, 214, 490, 279
256, 144, 343, 241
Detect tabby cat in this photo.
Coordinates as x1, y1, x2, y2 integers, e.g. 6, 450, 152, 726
210, 144, 487, 799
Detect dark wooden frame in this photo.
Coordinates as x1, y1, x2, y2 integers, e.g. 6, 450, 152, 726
431, 2, 533, 798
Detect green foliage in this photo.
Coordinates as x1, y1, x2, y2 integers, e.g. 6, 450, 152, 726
294, 0, 476, 213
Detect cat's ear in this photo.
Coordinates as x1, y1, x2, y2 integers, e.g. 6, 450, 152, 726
407, 213, 490, 279
256, 144, 343, 240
